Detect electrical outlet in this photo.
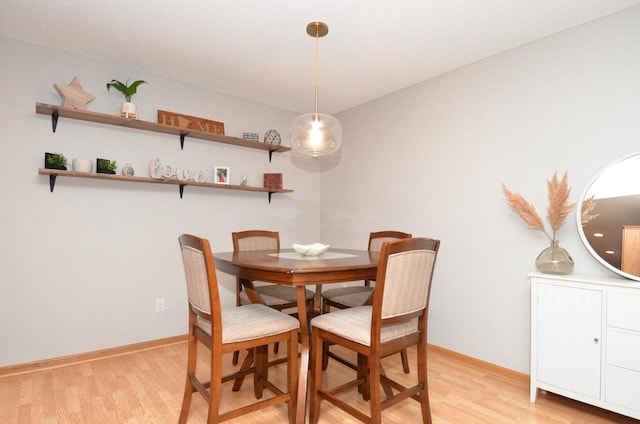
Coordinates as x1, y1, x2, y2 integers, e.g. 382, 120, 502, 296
155, 298, 165, 313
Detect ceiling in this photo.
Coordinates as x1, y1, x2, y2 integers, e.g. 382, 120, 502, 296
2, 0, 639, 114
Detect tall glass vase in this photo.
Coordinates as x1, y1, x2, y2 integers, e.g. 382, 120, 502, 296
535, 240, 574, 275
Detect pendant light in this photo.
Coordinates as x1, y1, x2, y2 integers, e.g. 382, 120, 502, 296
290, 22, 342, 157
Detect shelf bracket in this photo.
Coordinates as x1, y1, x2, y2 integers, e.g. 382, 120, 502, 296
179, 184, 186, 198
51, 110, 59, 133
269, 149, 275, 162
180, 132, 190, 150
48, 174, 57, 192
268, 191, 274, 203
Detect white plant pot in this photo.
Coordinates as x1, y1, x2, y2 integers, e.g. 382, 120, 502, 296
120, 102, 138, 119
72, 158, 93, 173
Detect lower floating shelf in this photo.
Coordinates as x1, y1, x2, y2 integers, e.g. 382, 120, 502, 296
38, 168, 292, 203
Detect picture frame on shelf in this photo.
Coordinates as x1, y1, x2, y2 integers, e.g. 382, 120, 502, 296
214, 166, 230, 184
263, 173, 283, 189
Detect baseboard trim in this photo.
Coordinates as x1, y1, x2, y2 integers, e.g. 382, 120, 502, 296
0, 335, 188, 378
427, 343, 529, 384
0, 336, 528, 384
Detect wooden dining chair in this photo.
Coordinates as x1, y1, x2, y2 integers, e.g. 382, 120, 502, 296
310, 237, 440, 424
177, 234, 299, 424
321, 230, 412, 373
231, 230, 315, 365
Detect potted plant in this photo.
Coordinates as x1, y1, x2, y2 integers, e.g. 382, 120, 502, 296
106, 79, 146, 119
96, 158, 117, 174
44, 152, 67, 170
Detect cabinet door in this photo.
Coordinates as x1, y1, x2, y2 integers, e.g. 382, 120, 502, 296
536, 282, 602, 399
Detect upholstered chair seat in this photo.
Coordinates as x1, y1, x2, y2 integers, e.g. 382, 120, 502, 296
177, 234, 299, 424
310, 237, 440, 424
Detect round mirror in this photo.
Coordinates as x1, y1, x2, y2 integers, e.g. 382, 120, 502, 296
577, 152, 640, 281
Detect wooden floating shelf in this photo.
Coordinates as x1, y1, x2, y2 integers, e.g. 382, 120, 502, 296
38, 168, 292, 202
35, 103, 291, 158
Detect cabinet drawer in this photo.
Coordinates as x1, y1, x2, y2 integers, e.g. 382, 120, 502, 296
607, 292, 640, 331
605, 365, 640, 412
606, 330, 640, 371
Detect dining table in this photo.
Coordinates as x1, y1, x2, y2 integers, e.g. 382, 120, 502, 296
213, 247, 379, 424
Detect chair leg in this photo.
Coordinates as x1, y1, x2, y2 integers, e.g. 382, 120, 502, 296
417, 340, 432, 424
179, 322, 198, 424
369, 354, 383, 424
232, 349, 254, 391
178, 374, 194, 424
254, 346, 267, 399
379, 364, 394, 399
321, 340, 331, 371
321, 301, 330, 370
309, 327, 324, 424
233, 279, 242, 366
357, 353, 368, 399
207, 342, 224, 424
287, 333, 298, 424
401, 348, 410, 374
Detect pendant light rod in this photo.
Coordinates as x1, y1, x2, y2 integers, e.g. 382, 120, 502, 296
290, 21, 342, 157
307, 22, 328, 118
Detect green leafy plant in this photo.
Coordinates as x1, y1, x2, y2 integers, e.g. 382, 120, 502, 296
46, 152, 67, 167
97, 158, 117, 171
106, 79, 146, 102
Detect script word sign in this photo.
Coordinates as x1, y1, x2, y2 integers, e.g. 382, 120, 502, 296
149, 157, 208, 182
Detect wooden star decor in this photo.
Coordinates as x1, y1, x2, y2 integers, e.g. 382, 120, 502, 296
54, 77, 95, 110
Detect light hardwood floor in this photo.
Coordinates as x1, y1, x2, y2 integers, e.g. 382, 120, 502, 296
0, 341, 636, 423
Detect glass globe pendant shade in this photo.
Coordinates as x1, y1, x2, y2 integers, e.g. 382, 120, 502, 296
290, 112, 342, 157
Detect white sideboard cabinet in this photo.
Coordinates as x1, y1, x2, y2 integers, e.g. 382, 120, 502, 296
529, 273, 640, 420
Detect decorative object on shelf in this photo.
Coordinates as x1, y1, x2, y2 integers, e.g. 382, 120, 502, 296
148, 157, 207, 182
214, 166, 230, 184
40, 167, 291, 201
290, 21, 342, 157
243, 132, 259, 141
45, 152, 67, 170
264, 129, 281, 145
72, 158, 92, 173
54, 77, 95, 110
502, 171, 577, 275
35, 105, 292, 202
106, 79, 146, 119
121, 162, 135, 176
240, 175, 248, 186
96, 158, 117, 174
36, 103, 290, 160
292, 243, 330, 256
264, 173, 283, 190
158, 110, 224, 135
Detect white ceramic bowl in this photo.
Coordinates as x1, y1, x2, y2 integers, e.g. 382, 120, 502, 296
292, 243, 330, 256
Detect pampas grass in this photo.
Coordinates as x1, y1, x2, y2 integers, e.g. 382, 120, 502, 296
502, 171, 577, 241
580, 195, 599, 226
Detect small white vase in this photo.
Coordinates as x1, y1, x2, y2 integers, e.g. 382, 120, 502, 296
120, 102, 138, 119
72, 158, 93, 173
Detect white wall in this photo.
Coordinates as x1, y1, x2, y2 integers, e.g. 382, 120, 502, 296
2, 6, 640, 375
322, 7, 640, 373
0, 38, 322, 367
